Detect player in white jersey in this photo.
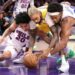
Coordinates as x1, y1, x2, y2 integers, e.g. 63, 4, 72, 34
13, 0, 34, 16
2, 0, 34, 17
0, 12, 31, 60
44, 3, 75, 72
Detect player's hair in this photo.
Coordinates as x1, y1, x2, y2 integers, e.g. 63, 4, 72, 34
15, 12, 31, 24
28, 6, 39, 16
47, 3, 63, 12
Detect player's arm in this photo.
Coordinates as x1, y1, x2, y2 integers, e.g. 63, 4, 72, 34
29, 21, 51, 45
29, 29, 38, 52
49, 25, 58, 48
36, 17, 59, 59
28, 22, 37, 53
37, 26, 58, 59
0, 21, 17, 43
28, 35, 36, 53
39, 17, 72, 58
2, 21, 17, 38
45, 13, 58, 48
36, 28, 52, 44
50, 17, 72, 55
2, 0, 16, 10
30, 26, 51, 44
29, 27, 51, 48
0, 51, 11, 61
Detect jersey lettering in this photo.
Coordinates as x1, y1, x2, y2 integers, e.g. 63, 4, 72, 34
16, 30, 29, 42
20, 0, 30, 8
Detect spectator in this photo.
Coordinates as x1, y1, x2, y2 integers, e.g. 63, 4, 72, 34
0, 11, 5, 35
0, 11, 9, 35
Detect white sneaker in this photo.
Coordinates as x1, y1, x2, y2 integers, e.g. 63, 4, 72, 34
58, 61, 69, 72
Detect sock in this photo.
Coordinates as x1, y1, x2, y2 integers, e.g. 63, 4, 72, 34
57, 55, 66, 64
47, 53, 51, 57
58, 55, 69, 72
67, 49, 75, 58
57, 49, 75, 64
61, 55, 67, 64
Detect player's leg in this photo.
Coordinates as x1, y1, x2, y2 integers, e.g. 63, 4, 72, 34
0, 46, 18, 61
58, 50, 69, 72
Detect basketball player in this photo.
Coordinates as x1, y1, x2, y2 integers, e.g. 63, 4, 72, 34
0, 6, 54, 64
0, 12, 32, 61
28, 6, 58, 50
12, 6, 56, 63
27, 2, 75, 72
13, 0, 34, 17
42, 3, 75, 72
2, 0, 34, 17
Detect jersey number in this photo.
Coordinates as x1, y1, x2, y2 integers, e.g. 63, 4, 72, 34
16, 30, 29, 42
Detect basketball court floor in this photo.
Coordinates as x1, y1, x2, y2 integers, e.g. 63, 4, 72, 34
0, 27, 75, 75
0, 56, 75, 75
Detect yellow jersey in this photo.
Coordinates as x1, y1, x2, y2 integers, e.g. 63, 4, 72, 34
37, 6, 50, 33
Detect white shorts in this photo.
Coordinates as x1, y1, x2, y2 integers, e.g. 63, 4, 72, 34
4, 46, 18, 59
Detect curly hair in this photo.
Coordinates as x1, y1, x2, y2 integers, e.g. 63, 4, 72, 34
15, 12, 31, 25
47, 3, 63, 12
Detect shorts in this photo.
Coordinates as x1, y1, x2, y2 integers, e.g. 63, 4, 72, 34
4, 46, 18, 59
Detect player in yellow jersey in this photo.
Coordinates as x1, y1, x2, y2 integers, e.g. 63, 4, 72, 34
28, 5, 58, 49
28, 6, 52, 38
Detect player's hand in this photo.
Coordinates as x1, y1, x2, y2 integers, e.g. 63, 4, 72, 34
39, 48, 51, 59
34, 50, 48, 60
25, 50, 32, 56
34, 51, 43, 57
0, 54, 4, 61
40, 52, 48, 59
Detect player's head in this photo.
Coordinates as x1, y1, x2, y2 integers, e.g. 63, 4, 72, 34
28, 6, 42, 23
47, 3, 63, 23
15, 12, 31, 31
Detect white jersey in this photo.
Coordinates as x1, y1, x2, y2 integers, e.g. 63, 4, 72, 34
29, 21, 36, 30
8, 27, 30, 52
13, 0, 34, 15
45, 13, 54, 27
45, 5, 75, 27
61, 4, 75, 19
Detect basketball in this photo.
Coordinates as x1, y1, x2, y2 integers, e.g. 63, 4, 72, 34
23, 53, 38, 68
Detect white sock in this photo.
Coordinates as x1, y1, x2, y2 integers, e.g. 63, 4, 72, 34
61, 55, 67, 64
59, 55, 69, 72
48, 53, 51, 57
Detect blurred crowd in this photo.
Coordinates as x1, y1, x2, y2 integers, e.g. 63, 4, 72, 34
0, 0, 75, 7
